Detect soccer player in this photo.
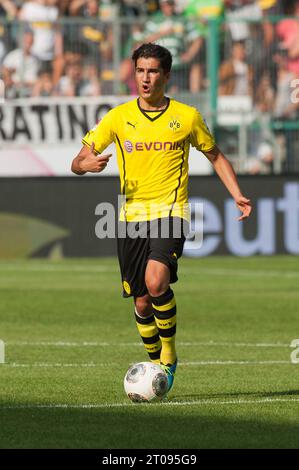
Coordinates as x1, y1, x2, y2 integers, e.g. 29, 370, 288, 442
71, 43, 252, 393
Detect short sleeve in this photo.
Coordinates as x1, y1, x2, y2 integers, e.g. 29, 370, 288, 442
82, 109, 115, 155
189, 110, 215, 152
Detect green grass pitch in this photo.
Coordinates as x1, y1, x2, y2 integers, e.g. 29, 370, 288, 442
0, 256, 299, 449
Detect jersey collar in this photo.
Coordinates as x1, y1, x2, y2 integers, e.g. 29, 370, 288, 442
137, 97, 170, 122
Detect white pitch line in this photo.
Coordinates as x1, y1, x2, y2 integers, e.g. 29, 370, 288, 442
7, 341, 115, 347
1, 360, 291, 368
0, 264, 299, 279
1, 397, 299, 410
180, 360, 290, 365
191, 268, 299, 279
178, 341, 289, 348
6, 340, 290, 348
3, 362, 106, 368
0, 265, 118, 273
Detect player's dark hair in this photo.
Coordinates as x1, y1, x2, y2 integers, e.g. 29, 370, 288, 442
132, 43, 172, 74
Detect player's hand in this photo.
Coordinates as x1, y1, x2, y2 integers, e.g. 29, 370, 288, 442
235, 196, 252, 221
79, 142, 112, 173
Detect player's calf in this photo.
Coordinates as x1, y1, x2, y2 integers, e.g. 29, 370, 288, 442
134, 296, 161, 364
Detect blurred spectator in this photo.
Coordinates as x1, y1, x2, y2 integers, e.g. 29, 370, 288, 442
273, 3, 299, 173
19, 0, 61, 62
99, 0, 119, 19
0, 0, 16, 18
64, 46, 85, 67
81, 62, 101, 95
57, 0, 74, 16
0, 0, 18, 62
224, 1, 262, 42
258, 1, 284, 49
263, 1, 286, 38
68, 0, 103, 54
1, 66, 18, 98
56, 60, 101, 96
183, 0, 225, 92
19, 0, 64, 84
258, 0, 283, 14
69, 0, 99, 16
32, 67, 55, 96
276, 0, 299, 78
240, 2, 283, 96
254, 70, 275, 113
245, 144, 274, 174
184, 0, 224, 19
119, 1, 159, 85
120, 0, 159, 16
243, 112, 276, 175
122, 0, 203, 93
70, 0, 117, 19
68, 0, 114, 90
218, 41, 252, 95
56, 61, 85, 96
273, 50, 298, 119
2, 28, 40, 97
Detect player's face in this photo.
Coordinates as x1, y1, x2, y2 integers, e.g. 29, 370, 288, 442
135, 57, 169, 104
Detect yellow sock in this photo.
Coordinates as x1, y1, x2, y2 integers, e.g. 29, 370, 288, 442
135, 309, 161, 363
151, 288, 177, 365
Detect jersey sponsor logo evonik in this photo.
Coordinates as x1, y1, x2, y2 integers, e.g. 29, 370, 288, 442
123, 140, 184, 152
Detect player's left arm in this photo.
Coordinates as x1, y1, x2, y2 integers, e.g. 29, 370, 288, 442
203, 145, 252, 221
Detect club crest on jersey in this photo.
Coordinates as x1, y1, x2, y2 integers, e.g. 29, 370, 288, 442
169, 118, 181, 131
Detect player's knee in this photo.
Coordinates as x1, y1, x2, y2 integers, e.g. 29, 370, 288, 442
146, 277, 169, 298
134, 296, 152, 318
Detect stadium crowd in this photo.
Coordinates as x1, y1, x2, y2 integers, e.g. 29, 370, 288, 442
0, 0, 298, 97
0, 0, 299, 172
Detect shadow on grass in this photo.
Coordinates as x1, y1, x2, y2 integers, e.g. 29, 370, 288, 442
0, 394, 299, 449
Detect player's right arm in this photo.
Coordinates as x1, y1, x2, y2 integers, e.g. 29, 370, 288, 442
71, 142, 112, 175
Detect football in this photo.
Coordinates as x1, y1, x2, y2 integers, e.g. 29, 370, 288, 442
124, 362, 168, 403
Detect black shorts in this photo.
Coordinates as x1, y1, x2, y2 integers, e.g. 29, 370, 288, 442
117, 217, 189, 298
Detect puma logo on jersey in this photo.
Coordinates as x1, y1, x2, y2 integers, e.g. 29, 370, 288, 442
127, 121, 137, 129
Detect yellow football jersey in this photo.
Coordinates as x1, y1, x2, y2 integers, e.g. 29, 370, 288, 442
82, 98, 215, 222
